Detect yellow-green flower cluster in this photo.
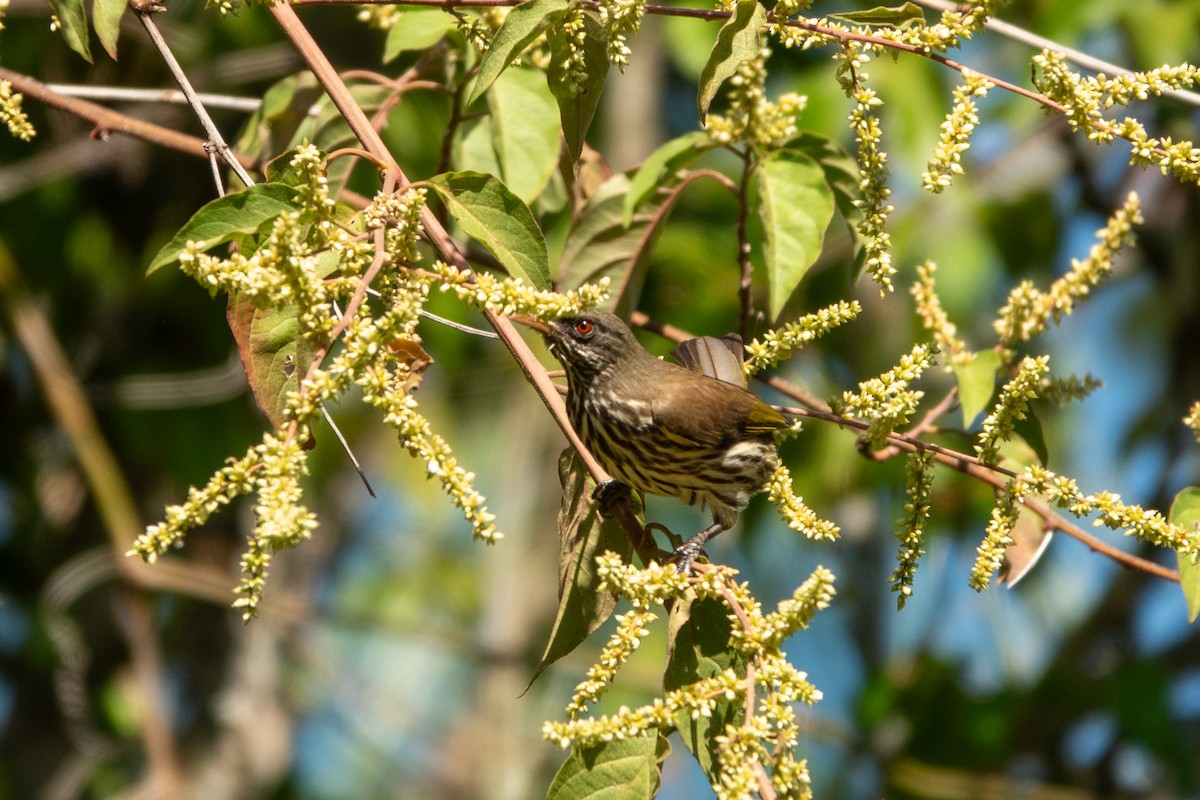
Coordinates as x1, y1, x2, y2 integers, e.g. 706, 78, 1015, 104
871, 0, 1001, 54
555, 7, 593, 97
236, 435, 318, 617
565, 607, 657, 716
1185, 401, 1200, 443
910, 262, 968, 366
705, 48, 807, 151
975, 355, 1049, 464
995, 193, 1141, 347
129, 433, 317, 618
891, 449, 934, 608
731, 565, 836, 654
742, 300, 862, 375
922, 69, 993, 193
595, 0, 643, 70
545, 554, 830, 797
1034, 51, 1200, 183
358, 363, 501, 544
970, 480, 1019, 590
1021, 465, 1200, 559
836, 44, 895, 294
767, 0, 824, 51
765, 464, 840, 540
837, 343, 935, 449
433, 261, 609, 318
365, 186, 428, 269
0, 80, 35, 141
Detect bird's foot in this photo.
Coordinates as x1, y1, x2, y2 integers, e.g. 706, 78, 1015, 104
671, 522, 726, 574
591, 479, 631, 514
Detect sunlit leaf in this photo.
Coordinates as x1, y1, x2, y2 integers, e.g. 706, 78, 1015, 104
828, 3, 927, 27
1169, 488, 1200, 622
468, 0, 569, 106
697, 0, 765, 121
384, 9, 458, 62
952, 349, 1001, 427
427, 171, 551, 289
755, 149, 836, 321
93, 0, 126, 61
147, 183, 301, 275
452, 117, 503, 176
546, 731, 667, 800
489, 67, 561, 203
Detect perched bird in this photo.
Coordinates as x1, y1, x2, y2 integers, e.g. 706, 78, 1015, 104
519, 311, 789, 570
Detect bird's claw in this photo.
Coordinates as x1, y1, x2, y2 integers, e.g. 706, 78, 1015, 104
591, 479, 630, 512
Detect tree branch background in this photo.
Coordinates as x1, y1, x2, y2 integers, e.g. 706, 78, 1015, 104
1, 0, 1199, 797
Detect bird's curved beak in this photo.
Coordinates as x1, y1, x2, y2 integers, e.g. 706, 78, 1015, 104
508, 314, 552, 334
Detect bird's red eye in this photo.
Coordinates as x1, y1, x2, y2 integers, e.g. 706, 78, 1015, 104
574, 320, 595, 336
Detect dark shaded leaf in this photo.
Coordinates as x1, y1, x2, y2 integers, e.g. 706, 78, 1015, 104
663, 593, 746, 783
547, 10, 610, 163
48, 0, 92, 62
530, 450, 634, 686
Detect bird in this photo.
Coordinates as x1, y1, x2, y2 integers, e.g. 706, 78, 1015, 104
517, 310, 789, 571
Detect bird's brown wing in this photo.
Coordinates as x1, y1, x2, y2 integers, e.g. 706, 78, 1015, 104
650, 365, 788, 447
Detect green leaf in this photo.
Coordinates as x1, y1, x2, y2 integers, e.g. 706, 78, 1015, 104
427, 171, 551, 289
452, 117, 503, 177
663, 594, 746, 783
828, 2, 927, 27
93, 0, 126, 61
697, 0, 765, 121
489, 67, 562, 204
546, 731, 667, 800
383, 9, 458, 62
754, 149, 836, 321
147, 183, 301, 275
48, 0, 92, 63
557, 174, 670, 315
1169, 488, 1200, 622
226, 294, 321, 432
468, 0, 569, 106
952, 349, 1001, 427
530, 451, 634, 686
623, 131, 714, 227
547, 11, 610, 163
234, 74, 326, 163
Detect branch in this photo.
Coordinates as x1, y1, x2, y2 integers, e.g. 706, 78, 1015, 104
0, 67, 260, 170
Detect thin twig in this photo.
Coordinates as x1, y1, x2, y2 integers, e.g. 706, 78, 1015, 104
910, 0, 1200, 108
134, 11, 255, 189
0, 67, 260, 170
